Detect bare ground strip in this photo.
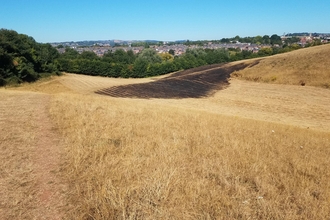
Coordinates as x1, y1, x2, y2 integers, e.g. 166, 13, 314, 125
0, 91, 65, 219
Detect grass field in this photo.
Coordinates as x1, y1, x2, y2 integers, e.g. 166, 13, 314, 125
231, 44, 330, 88
1, 44, 330, 219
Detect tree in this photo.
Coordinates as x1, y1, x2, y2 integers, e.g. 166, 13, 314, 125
0, 29, 59, 85
103, 49, 136, 64
80, 51, 99, 60
137, 48, 162, 64
38, 43, 60, 72
205, 48, 229, 64
284, 37, 300, 45
126, 50, 136, 64
234, 35, 241, 42
258, 47, 273, 56
113, 49, 135, 64
0, 47, 13, 78
61, 47, 79, 59
262, 35, 270, 44
312, 39, 322, 46
159, 53, 173, 62
254, 35, 263, 45
186, 48, 207, 59
133, 58, 148, 78
270, 34, 282, 45
220, 38, 230, 43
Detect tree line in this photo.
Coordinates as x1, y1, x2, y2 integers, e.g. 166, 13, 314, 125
1, 29, 322, 86
56, 47, 232, 78
0, 29, 60, 86
56, 43, 307, 78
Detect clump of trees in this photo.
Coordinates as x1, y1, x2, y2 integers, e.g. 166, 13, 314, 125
56, 47, 231, 78
0, 29, 60, 86
56, 34, 310, 78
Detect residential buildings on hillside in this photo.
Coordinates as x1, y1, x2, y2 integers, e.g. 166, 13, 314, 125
54, 33, 330, 57
56, 42, 266, 57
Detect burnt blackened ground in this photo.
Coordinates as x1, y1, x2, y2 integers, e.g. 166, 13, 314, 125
95, 62, 256, 99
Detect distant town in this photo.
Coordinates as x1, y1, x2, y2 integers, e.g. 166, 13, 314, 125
51, 33, 330, 57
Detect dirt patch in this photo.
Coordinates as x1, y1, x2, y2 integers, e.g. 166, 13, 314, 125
95, 62, 253, 99
0, 90, 66, 219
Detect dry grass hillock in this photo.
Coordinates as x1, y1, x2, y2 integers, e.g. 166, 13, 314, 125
49, 92, 330, 219
231, 44, 330, 88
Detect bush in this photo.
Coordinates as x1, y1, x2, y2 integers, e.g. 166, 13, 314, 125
0, 77, 6, 86
5, 76, 22, 85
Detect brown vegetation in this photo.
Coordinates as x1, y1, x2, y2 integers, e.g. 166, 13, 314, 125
1, 44, 330, 219
50, 93, 330, 219
231, 44, 330, 88
0, 90, 66, 219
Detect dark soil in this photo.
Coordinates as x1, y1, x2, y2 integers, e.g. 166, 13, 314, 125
95, 62, 254, 99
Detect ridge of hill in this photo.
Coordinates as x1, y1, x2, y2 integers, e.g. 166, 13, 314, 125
231, 44, 330, 88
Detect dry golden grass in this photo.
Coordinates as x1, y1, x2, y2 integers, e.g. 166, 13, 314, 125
2, 47, 330, 219
49, 92, 330, 219
0, 90, 65, 219
7, 75, 68, 93
232, 44, 330, 88
0, 91, 39, 219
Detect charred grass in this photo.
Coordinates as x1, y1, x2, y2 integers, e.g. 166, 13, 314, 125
50, 93, 330, 219
95, 63, 252, 99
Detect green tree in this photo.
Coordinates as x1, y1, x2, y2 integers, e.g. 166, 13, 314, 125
220, 38, 230, 43
38, 43, 60, 72
0, 47, 13, 79
113, 49, 135, 64
262, 35, 270, 44
312, 39, 322, 46
0, 29, 59, 85
284, 37, 300, 45
186, 48, 207, 59
258, 47, 273, 56
205, 48, 229, 64
133, 58, 148, 77
103, 49, 136, 64
80, 51, 99, 60
254, 35, 263, 45
137, 48, 162, 64
61, 47, 79, 59
159, 53, 173, 62
270, 34, 282, 45
234, 35, 241, 42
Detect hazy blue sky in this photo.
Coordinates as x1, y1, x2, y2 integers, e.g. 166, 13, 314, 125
1, 0, 329, 43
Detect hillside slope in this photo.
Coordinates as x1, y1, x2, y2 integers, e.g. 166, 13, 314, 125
2, 50, 330, 218
231, 44, 330, 88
